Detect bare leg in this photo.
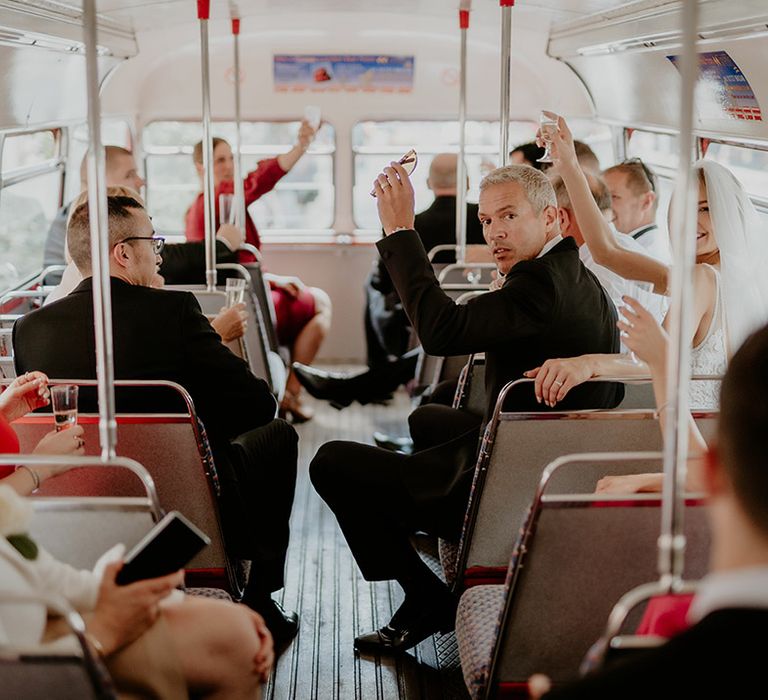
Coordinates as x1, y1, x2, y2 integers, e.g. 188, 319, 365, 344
285, 286, 332, 399
162, 598, 268, 700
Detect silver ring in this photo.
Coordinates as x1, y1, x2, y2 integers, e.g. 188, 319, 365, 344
553, 380, 564, 387
380, 181, 390, 188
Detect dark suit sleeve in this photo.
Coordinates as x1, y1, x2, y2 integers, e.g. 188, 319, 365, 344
159, 241, 238, 285
377, 229, 555, 356
179, 293, 277, 438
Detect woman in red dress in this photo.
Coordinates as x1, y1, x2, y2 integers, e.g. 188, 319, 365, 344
0, 371, 85, 494
185, 122, 332, 423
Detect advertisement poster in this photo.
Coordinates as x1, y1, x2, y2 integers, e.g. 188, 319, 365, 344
667, 50, 762, 121
274, 55, 414, 93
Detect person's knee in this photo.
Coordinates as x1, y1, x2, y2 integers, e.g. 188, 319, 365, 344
309, 441, 345, 494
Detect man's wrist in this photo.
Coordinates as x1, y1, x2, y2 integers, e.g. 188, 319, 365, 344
385, 226, 413, 236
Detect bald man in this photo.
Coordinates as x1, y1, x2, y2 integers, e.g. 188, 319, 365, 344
365, 153, 485, 365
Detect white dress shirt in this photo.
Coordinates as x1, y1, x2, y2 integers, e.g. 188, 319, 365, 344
688, 566, 768, 624
627, 223, 672, 265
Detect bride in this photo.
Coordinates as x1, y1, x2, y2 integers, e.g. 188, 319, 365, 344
525, 115, 768, 411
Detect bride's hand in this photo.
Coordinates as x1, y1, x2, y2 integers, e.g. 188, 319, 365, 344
617, 296, 668, 372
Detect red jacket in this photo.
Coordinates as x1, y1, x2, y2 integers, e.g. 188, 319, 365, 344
184, 157, 286, 250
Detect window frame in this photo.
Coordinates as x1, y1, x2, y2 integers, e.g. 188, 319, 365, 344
141, 118, 337, 241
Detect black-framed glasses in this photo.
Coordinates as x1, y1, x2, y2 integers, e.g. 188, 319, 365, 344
120, 236, 165, 255
620, 157, 657, 193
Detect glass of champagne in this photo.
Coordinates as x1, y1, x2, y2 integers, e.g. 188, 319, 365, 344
219, 193, 236, 226
51, 385, 78, 431
225, 277, 246, 308
370, 148, 418, 196
537, 111, 559, 164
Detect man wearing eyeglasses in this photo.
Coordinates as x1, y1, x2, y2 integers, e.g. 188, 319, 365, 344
13, 194, 302, 646
602, 159, 672, 265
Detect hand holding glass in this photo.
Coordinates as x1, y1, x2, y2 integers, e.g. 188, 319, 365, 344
304, 105, 322, 130
370, 149, 418, 197
51, 385, 78, 432
225, 278, 246, 308
537, 111, 559, 164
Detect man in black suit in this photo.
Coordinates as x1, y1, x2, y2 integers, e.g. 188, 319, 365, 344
533, 325, 768, 699
310, 163, 621, 654
14, 194, 299, 644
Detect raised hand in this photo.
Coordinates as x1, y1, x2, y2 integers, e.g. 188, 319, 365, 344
0, 371, 50, 422
373, 161, 416, 235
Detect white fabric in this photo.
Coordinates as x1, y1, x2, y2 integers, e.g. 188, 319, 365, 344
687, 566, 768, 625
537, 234, 563, 259
694, 159, 768, 354
43, 262, 82, 306
580, 232, 668, 325
689, 264, 727, 409
627, 223, 672, 265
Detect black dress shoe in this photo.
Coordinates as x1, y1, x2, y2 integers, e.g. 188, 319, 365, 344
293, 363, 398, 409
354, 599, 456, 654
373, 431, 414, 455
253, 599, 299, 647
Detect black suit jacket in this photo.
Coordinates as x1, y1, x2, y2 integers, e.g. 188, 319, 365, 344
377, 232, 621, 417
370, 196, 485, 297
159, 240, 238, 285
13, 277, 276, 444
544, 609, 768, 698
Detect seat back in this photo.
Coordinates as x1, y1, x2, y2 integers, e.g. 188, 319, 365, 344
453, 354, 486, 416
457, 382, 718, 586
15, 414, 230, 580
437, 263, 497, 286
489, 493, 709, 688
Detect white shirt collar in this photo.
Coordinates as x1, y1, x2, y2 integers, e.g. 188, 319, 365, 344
537, 234, 563, 259
688, 566, 768, 624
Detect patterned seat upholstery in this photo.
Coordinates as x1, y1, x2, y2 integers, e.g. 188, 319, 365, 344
456, 584, 506, 699
186, 587, 233, 601
439, 537, 459, 584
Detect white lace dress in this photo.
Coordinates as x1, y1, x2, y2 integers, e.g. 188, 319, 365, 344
689, 266, 728, 410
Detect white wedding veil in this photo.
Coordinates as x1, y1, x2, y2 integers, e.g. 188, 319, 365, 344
694, 159, 768, 354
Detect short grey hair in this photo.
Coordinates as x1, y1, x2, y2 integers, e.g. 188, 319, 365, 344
480, 165, 557, 215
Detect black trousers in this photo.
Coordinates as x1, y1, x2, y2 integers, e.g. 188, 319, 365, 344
310, 405, 482, 581
215, 419, 299, 592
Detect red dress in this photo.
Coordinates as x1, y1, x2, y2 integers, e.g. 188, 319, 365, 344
0, 412, 20, 479
184, 158, 317, 346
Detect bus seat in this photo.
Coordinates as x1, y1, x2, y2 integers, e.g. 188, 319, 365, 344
15, 410, 240, 595
456, 493, 710, 698
437, 263, 497, 286
442, 383, 718, 590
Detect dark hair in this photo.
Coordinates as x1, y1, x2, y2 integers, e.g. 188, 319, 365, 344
67, 195, 145, 273
718, 324, 768, 538
193, 137, 228, 165
510, 142, 546, 171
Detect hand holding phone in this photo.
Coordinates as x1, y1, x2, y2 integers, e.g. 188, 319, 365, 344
116, 511, 210, 586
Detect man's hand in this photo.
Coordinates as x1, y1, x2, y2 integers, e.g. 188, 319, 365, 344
0, 371, 50, 422
217, 223, 245, 251
373, 162, 416, 235
211, 303, 248, 342
87, 561, 184, 655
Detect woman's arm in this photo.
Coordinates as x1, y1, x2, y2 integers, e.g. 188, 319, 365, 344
276, 120, 316, 173
550, 116, 669, 293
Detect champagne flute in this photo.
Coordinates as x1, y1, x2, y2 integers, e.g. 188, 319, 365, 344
370, 149, 418, 197
219, 193, 236, 226
225, 277, 246, 308
51, 385, 78, 431
537, 111, 559, 164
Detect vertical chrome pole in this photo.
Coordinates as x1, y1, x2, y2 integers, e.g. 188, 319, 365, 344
455, 5, 470, 264
198, 0, 217, 292
231, 16, 247, 236
499, 0, 514, 167
83, 0, 116, 459
659, 0, 700, 585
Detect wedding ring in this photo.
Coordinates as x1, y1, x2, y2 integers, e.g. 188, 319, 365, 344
380, 181, 390, 188
553, 380, 564, 387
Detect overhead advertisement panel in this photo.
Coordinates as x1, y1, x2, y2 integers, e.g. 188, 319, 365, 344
667, 50, 762, 122
273, 55, 414, 93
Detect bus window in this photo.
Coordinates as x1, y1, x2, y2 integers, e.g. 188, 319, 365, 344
704, 142, 768, 202
626, 129, 679, 172
0, 130, 62, 291
143, 120, 335, 240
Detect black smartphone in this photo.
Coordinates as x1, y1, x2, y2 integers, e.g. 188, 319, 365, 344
116, 511, 210, 586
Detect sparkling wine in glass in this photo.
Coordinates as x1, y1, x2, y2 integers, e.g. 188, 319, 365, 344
225, 277, 246, 308
51, 385, 78, 432
537, 111, 559, 164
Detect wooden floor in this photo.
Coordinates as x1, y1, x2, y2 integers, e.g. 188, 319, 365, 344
264, 389, 469, 700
